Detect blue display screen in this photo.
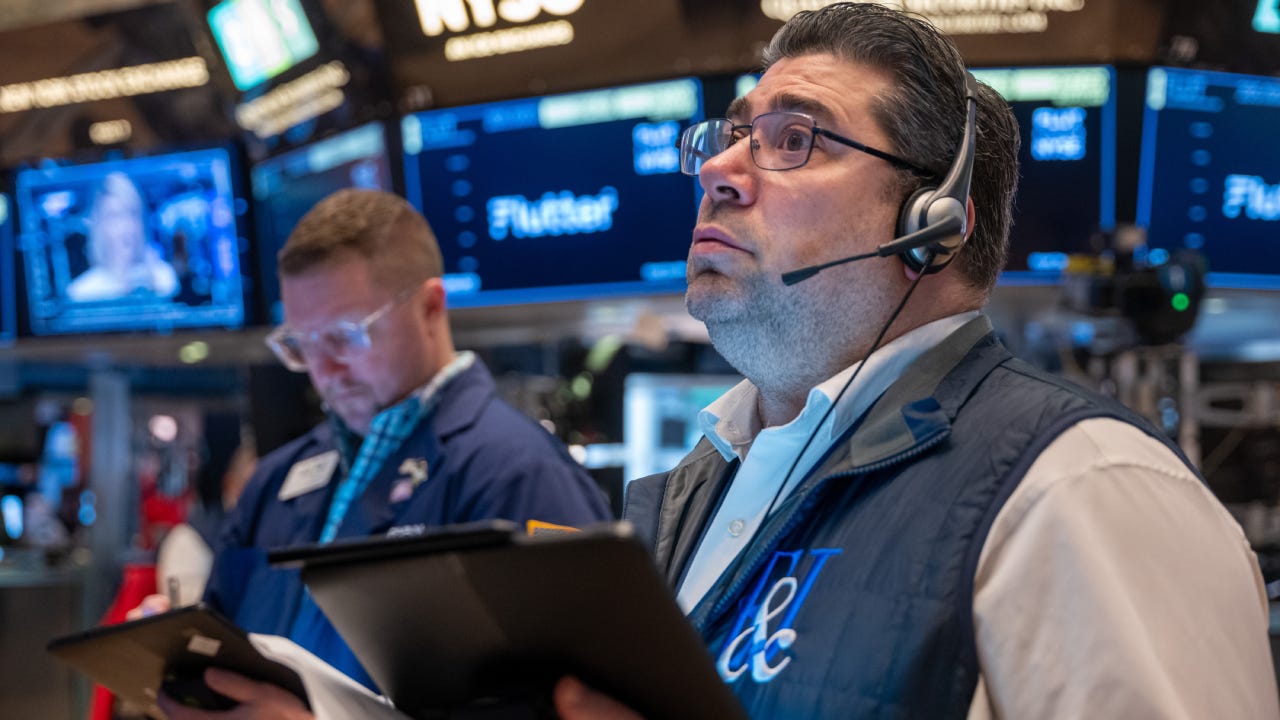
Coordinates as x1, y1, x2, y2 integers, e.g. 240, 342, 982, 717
251, 122, 393, 323
970, 66, 1117, 282
0, 195, 16, 345
16, 148, 249, 335
400, 78, 703, 307
1138, 67, 1280, 289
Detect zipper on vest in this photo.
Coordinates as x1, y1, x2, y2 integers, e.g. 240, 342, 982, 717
693, 426, 951, 633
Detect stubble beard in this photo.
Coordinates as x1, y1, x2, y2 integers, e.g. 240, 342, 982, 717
321, 384, 378, 436
687, 270, 833, 395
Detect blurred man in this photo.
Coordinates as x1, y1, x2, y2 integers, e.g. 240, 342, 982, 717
150, 189, 611, 717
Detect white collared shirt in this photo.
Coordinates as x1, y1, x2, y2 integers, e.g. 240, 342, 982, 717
675, 311, 979, 612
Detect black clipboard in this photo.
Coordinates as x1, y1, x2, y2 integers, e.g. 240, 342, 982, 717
46, 603, 308, 718
269, 520, 748, 720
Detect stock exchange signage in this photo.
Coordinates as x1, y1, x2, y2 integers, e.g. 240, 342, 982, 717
749, 1, 1166, 66
377, 0, 691, 109
413, 0, 586, 60
376, 0, 1172, 111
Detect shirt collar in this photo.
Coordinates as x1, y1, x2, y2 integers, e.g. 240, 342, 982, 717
698, 312, 980, 463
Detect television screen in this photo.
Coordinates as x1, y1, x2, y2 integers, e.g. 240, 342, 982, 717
16, 148, 249, 336
1137, 67, 1280, 288
207, 0, 320, 92
623, 373, 740, 483
970, 66, 1117, 281
400, 78, 703, 306
250, 121, 393, 323
0, 194, 16, 344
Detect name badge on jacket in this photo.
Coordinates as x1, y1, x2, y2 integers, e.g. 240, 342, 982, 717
279, 450, 339, 501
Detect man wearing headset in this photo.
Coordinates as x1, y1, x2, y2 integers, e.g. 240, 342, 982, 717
555, 4, 1278, 718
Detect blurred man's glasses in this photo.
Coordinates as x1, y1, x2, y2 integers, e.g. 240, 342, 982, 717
265, 288, 415, 372
679, 111, 931, 177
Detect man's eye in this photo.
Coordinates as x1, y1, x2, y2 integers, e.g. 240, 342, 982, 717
319, 327, 354, 352
777, 127, 810, 153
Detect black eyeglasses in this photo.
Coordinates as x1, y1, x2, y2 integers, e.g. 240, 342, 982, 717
679, 111, 932, 177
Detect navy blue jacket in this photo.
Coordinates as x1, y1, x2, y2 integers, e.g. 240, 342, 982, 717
625, 317, 1184, 718
204, 360, 612, 687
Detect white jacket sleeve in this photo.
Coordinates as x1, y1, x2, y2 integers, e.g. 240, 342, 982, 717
967, 418, 1278, 719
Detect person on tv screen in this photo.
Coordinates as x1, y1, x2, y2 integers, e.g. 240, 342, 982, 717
65, 172, 179, 302
130, 189, 610, 717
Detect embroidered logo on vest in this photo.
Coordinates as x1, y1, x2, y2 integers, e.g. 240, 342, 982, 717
715, 547, 841, 684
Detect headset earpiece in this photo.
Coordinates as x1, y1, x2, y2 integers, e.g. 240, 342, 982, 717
893, 73, 981, 275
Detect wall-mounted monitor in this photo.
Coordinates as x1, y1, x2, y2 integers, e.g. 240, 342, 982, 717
250, 121, 394, 323
207, 0, 320, 92
623, 373, 740, 483
15, 147, 249, 336
400, 78, 703, 307
1137, 67, 1280, 289
0, 195, 16, 345
970, 66, 1117, 282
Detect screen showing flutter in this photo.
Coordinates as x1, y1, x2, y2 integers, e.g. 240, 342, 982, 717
400, 78, 703, 306
1138, 67, 1280, 288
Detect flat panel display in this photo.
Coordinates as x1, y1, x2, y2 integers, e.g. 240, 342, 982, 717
1137, 67, 1280, 289
16, 148, 248, 336
400, 78, 703, 306
970, 66, 1117, 282
623, 373, 740, 483
250, 121, 393, 323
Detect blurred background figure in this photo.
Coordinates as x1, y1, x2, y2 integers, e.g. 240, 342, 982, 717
66, 172, 178, 302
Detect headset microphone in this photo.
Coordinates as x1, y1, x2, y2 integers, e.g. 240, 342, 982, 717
780, 216, 962, 286
780, 73, 980, 286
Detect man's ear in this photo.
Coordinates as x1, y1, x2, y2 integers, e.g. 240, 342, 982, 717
421, 277, 448, 319
964, 196, 976, 243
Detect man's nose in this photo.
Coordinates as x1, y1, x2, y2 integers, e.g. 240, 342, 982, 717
304, 347, 346, 381
698, 139, 757, 206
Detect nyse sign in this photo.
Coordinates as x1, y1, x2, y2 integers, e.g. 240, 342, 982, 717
415, 0, 585, 37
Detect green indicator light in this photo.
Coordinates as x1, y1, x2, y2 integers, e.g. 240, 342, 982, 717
1171, 293, 1190, 312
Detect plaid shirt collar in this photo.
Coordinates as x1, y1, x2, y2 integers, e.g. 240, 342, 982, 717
318, 351, 477, 544
328, 351, 477, 469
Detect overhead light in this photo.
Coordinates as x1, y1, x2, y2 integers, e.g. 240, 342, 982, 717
0, 57, 209, 114
89, 119, 131, 145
